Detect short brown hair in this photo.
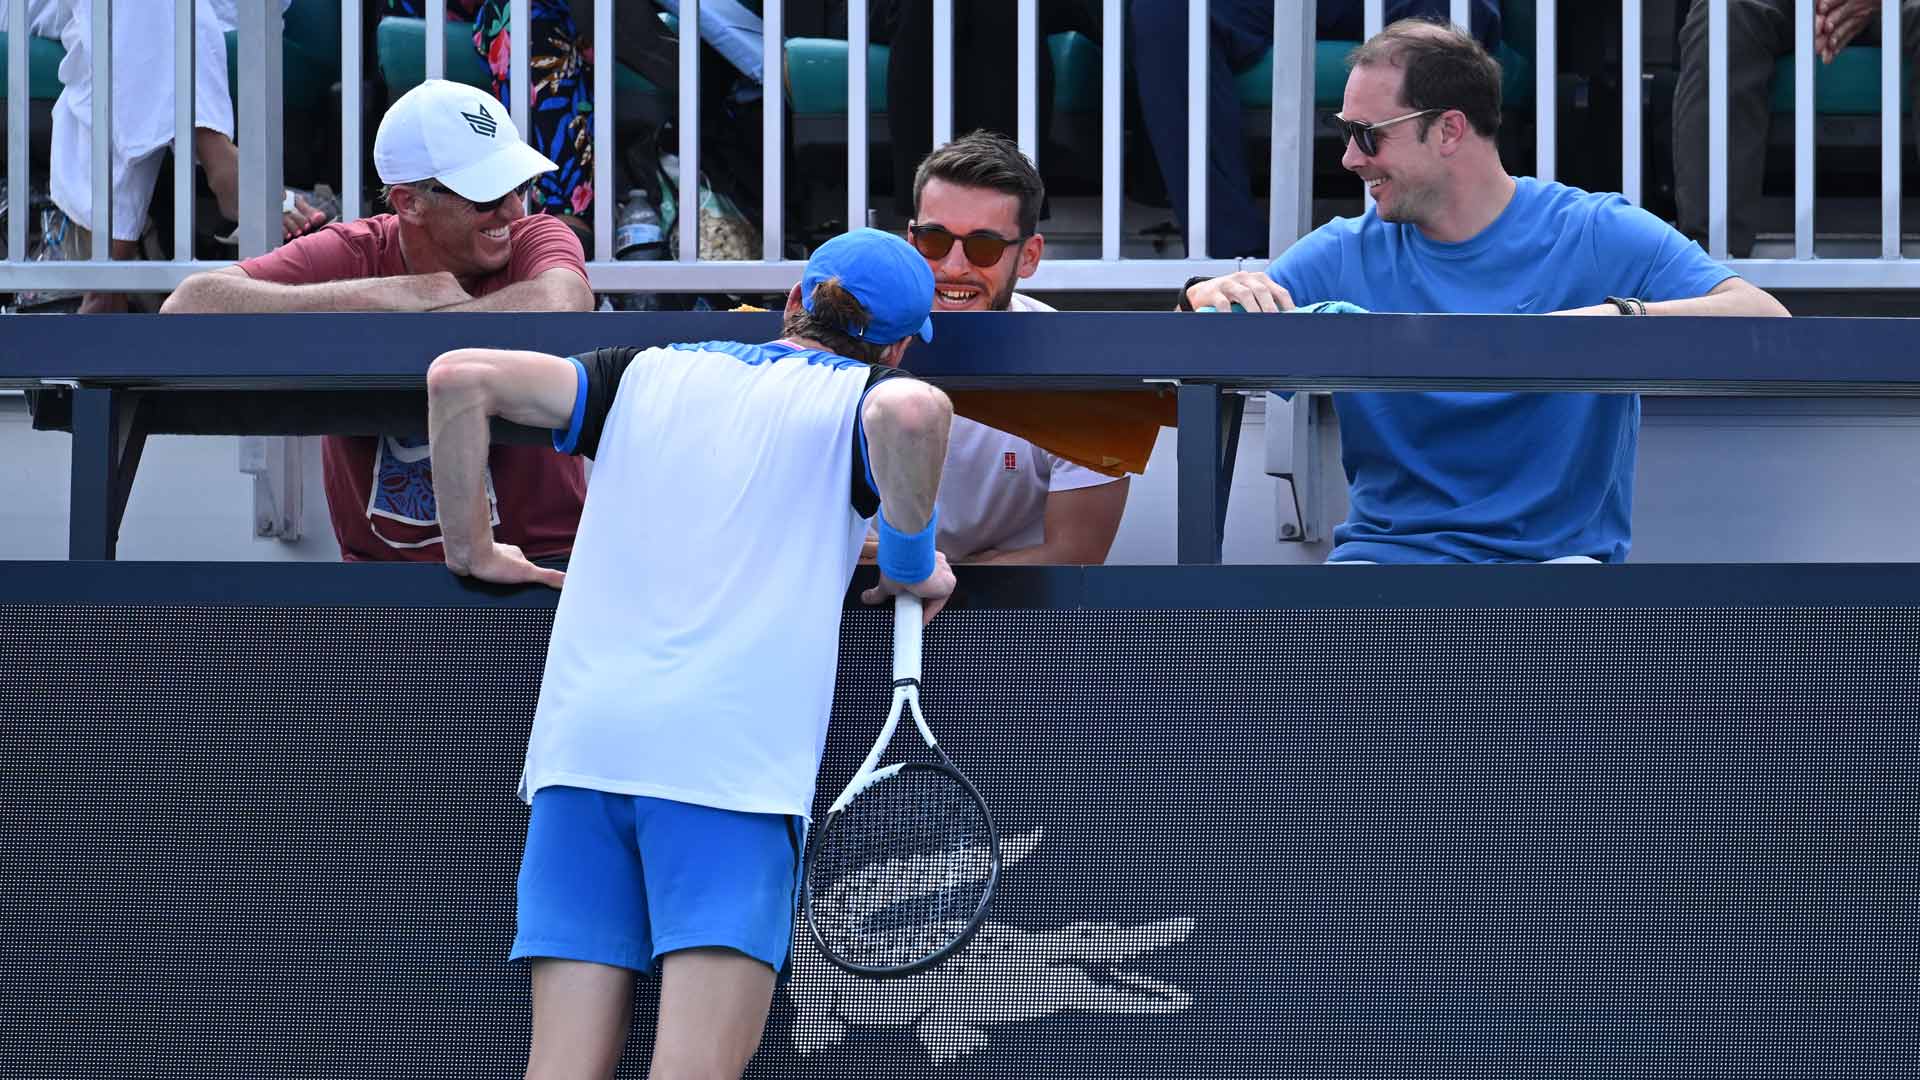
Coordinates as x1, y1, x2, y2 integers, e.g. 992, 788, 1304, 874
911, 130, 1045, 237
1348, 18, 1502, 139
783, 277, 894, 364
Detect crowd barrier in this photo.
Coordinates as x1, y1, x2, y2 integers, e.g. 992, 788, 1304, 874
1, 559, 1915, 1077
4, 309, 1919, 563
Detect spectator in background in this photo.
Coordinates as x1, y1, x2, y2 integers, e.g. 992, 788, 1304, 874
0, 0, 62, 37
886, 1, 1100, 225
46, 0, 329, 313
901, 131, 1130, 565
160, 79, 593, 563
1673, 0, 1920, 257
381, 1, 769, 251
1181, 20, 1788, 564
1129, 1, 1501, 258
381, 1, 595, 245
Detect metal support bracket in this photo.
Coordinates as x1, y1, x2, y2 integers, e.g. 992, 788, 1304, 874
66, 387, 149, 560
1175, 383, 1245, 564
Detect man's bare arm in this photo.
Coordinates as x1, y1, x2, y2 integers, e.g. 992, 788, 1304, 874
966, 478, 1131, 565
1552, 277, 1790, 318
860, 377, 957, 616
425, 347, 581, 588
437, 266, 595, 312
159, 265, 473, 313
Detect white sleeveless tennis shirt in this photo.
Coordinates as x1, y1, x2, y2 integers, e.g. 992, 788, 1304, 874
521, 340, 887, 818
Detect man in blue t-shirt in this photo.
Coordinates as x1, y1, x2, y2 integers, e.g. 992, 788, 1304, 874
1182, 18, 1791, 565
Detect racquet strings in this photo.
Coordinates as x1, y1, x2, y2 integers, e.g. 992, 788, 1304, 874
807, 765, 994, 969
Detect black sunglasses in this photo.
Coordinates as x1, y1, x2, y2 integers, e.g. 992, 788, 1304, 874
909, 224, 1025, 268
1324, 108, 1444, 156
423, 179, 531, 214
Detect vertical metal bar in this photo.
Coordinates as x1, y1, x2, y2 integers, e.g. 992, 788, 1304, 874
681, 0, 701, 261
1707, 0, 1727, 257
1537, 0, 1557, 182
1185, 0, 1206, 258
593, 0, 611, 262
933, 0, 953, 146
1794, 0, 1813, 259
845, 0, 865, 234
1883, 0, 1901, 258
1450, 0, 1470, 30
68, 389, 120, 560
509, 0, 529, 150
90, 0, 110, 260
173, 0, 194, 261
1100, 0, 1120, 261
1270, 0, 1315, 254
762, 0, 782, 260
1176, 384, 1225, 565
1622, 0, 1643, 206
425, 0, 445, 82
341, 0, 363, 223
1017, 0, 1037, 165
7, 0, 28, 262
1363, 0, 1382, 211
237, 0, 284, 257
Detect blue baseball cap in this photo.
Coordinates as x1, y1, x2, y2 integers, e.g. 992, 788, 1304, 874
801, 228, 936, 344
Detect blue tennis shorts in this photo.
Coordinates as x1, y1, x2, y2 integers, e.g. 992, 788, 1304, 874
510, 786, 804, 975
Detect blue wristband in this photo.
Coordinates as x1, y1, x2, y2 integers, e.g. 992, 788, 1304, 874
876, 507, 938, 584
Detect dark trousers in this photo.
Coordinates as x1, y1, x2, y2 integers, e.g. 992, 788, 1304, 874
1129, 0, 1502, 259
1673, 0, 1920, 256
886, 1, 1101, 220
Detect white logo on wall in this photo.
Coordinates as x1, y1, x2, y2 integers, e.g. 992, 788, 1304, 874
787, 829, 1196, 1065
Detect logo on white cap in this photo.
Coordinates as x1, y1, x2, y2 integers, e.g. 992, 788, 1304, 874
460, 107, 499, 138
374, 79, 558, 203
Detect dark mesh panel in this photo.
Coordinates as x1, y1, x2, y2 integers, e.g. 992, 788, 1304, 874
2, 603, 1917, 1078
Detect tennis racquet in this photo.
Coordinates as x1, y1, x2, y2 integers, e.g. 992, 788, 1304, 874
802, 592, 1002, 977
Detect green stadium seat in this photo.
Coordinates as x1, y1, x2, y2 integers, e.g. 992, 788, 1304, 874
0, 31, 66, 101
1236, 33, 1536, 113
1769, 48, 1910, 115
783, 31, 1102, 117
1233, 38, 1535, 112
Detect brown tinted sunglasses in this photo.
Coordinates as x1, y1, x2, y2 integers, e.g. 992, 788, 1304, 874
909, 224, 1025, 268
424, 179, 531, 214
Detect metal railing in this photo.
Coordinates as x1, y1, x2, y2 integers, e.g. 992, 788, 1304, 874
2, 0, 1917, 296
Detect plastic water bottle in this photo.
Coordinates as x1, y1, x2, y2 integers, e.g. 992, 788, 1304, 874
615, 189, 664, 310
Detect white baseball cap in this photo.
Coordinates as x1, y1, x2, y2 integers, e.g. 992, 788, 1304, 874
374, 79, 557, 202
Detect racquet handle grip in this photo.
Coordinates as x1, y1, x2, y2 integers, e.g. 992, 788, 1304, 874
893, 593, 923, 682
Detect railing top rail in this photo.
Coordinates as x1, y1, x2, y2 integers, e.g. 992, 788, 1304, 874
1, 311, 1917, 396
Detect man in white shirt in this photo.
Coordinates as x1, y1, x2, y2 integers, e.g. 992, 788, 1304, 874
424, 228, 955, 1080
903, 130, 1130, 564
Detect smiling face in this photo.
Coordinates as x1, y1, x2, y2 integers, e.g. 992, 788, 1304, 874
1339, 63, 1448, 229
395, 180, 528, 277
910, 177, 1043, 312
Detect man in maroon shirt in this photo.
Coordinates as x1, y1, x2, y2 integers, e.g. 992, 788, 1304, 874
161, 79, 594, 562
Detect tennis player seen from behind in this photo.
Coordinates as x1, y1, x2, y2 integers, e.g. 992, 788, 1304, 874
423, 227, 957, 1080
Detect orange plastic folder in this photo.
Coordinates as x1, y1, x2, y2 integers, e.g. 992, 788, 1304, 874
946, 388, 1178, 478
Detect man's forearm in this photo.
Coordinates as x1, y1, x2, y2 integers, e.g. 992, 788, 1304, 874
425, 359, 501, 572
961, 543, 1070, 565
161, 269, 449, 313
863, 380, 952, 532
1643, 283, 1791, 317
1554, 279, 1790, 318
438, 270, 593, 313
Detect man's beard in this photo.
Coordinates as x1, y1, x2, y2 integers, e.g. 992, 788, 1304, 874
987, 268, 1019, 311
1374, 179, 1435, 229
